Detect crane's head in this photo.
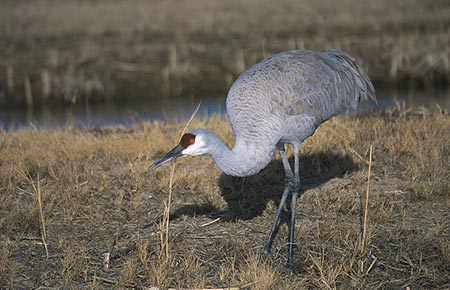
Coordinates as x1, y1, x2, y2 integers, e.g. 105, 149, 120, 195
146, 129, 211, 173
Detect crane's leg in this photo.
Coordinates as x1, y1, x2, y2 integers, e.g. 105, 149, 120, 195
261, 144, 293, 257
287, 145, 300, 267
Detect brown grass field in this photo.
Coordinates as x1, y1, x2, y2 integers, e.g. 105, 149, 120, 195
0, 1, 449, 288
0, 0, 449, 106
0, 106, 449, 289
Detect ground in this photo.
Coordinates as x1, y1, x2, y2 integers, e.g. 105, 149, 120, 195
0, 107, 449, 289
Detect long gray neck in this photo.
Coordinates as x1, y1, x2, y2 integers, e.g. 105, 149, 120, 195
207, 133, 275, 177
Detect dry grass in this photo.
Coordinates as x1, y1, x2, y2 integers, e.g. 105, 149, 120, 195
0, 108, 449, 289
0, 0, 449, 106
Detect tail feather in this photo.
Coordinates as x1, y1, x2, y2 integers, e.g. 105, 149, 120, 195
327, 49, 377, 106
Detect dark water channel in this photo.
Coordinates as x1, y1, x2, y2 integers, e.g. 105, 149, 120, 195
1, 87, 449, 131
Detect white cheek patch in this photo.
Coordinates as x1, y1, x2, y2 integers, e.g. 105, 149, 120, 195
182, 138, 206, 156
182, 146, 196, 156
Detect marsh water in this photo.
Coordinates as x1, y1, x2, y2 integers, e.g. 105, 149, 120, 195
1, 87, 449, 131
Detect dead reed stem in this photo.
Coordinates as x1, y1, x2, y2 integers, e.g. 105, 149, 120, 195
6, 65, 14, 93
161, 103, 201, 261
360, 144, 373, 256
40, 69, 51, 99
162, 162, 176, 260
35, 174, 49, 259
24, 76, 33, 109
21, 171, 49, 259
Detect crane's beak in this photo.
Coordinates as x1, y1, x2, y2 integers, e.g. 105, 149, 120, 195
146, 144, 185, 173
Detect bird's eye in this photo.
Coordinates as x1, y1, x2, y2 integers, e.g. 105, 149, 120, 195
180, 133, 196, 148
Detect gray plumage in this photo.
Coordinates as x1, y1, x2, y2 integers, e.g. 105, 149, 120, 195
147, 49, 376, 266
228, 49, 375, 146
216, 49, 375, 176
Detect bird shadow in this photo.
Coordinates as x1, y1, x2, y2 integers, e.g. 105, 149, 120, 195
170, 151, 358, 221
217, 151, 358, 221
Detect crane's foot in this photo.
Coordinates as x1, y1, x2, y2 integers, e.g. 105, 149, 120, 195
285, 244, 296, 268
259, 248, 270, 257
259, 247, 294, 268
257, 251, 275, 266
258, 248, 273, 262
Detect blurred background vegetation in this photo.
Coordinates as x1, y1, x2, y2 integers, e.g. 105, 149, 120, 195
0, 0, 449, 110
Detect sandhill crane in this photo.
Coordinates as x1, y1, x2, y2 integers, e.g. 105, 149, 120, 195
146, 49, 376, 266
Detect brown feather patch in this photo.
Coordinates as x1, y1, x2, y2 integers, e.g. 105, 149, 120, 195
180, 133, 196, 148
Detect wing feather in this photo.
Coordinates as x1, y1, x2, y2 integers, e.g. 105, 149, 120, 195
284, 49, 376, 122
226, 49, 376, 144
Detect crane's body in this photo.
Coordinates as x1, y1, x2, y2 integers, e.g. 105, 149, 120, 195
147, 49, 376, 266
